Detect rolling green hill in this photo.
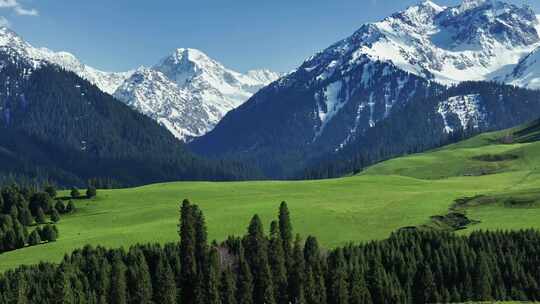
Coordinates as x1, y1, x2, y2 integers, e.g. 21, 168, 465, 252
3, 120, 540, 271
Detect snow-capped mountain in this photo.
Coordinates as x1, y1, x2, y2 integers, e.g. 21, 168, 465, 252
192, 0, 540, 177
0, 27, 132, 94
0, 27, 279, 140
505, 46, 540, 89
304, 0, 540, 86
114, 48, 280, 139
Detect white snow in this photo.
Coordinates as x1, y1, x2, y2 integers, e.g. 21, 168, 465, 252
115, 49, 280, 140
0, 27, 132, 94
437, 94, 486, 133
314, 81, 345, 139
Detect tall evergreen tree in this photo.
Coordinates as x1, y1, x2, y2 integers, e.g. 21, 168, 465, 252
154, 254, 177, 304
279, 202, 293, 260
236, 246, 254, 304
206, 247, 222, 304
126, 249, 153, 304
327, 249, 349, 304
220, 267, 237, 304
110, 255, 127, 304
179, 199, 197, 304
245, 215, 275, 304
413, 264, 437, 304
269, 221, 288, 304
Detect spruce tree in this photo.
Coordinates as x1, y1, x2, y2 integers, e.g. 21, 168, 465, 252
327, 249, 348, 304
110, 255, 127, 304
86, 186, 97, 199
279, 202, 293, 260
206, 247, 222, 304
28, 229, 41, 246
179, 199, 197, 304
290, 234, 306, 304
413, 264, 436, 303
349, 263, 371, 304
269, 221, 288, 304
126, 249, 153, 304
246, 215, 276, 304
70, 187, 80, 199
154, 254, 177, 304
36, 207, 46, 224
220, 267, 237, 304
236, 246, 254, 304
473, 253, 493, 301
51, 208, 60, 223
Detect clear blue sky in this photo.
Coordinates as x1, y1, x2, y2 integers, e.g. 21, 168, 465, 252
2, 0, 539, 73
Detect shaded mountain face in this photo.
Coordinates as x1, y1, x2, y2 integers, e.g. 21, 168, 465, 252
0, 28, 279, 141
114, 48, 280, 140
0, 47, 256, 186
191, 0, 540, 178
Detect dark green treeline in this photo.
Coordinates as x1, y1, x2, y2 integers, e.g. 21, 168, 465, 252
2, 200, 540, 303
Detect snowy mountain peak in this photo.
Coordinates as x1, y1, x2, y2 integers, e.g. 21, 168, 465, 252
0, 26, 132, 94
115, 48, 280, 140
397, 1, 445, 22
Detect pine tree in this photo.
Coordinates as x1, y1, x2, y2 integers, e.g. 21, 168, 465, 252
86, 186, 97, 199
349, 263, 371, 304
126, 249, 153, 303
220, 267, 237, 304
290, 234, 306, 304
19, 208, 33, 226
54, 263, 76, 304
179, 199, 197, 304
304, 236, 326, 304
28, 229, 41, 246
42, 224, 57, 242
36, 207, 46, 224
279, 202, 293, 260
246, 215, 276, 304
236, 246, 254, 304
206, 247, 222, 304
55, 200, 66, 213
269, 220, 288, 304
15, 272, 29, 304
473, 253, 493, 301
327, 248, 349, 304
110, 255, 127, 304
154, 254, 177, 304
51, 208, 60, 223
66, 200, 76, 213
44, 185, 57, 199
413, 264, 437, 304
70, 187, 80, 199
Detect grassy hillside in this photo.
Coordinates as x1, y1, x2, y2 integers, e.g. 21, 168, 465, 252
3, 121, 540, 271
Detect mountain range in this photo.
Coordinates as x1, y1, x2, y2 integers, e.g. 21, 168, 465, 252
0, 27, 279, 140
192, 0, 540, 177
2, 0, 540, 182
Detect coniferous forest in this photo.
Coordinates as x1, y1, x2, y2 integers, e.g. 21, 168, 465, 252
0, 184, 62, 255
3, 200, 540, 303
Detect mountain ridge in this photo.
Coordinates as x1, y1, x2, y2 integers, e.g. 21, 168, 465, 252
192, 0, 540, 178
0, 28, 280, 140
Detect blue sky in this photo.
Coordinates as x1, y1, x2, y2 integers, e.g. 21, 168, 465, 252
2, 0, 539, 73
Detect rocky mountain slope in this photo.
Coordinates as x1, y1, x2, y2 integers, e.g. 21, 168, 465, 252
114, 48, 279, 139
0, 46, 257, 186
0, 27, 279, 140
192, 0, 540, 177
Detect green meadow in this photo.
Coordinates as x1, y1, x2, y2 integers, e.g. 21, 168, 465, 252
3, 126, 540, 271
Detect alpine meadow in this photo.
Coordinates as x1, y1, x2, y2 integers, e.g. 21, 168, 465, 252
3, 0, 540, 303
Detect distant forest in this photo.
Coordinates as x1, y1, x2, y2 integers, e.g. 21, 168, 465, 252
0, 50, 261, 188
2, 200, 540, 303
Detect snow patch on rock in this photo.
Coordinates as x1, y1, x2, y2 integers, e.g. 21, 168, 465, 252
438, 94, 486, 133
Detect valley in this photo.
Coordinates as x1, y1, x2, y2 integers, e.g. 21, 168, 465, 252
3, 121, 540, 272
